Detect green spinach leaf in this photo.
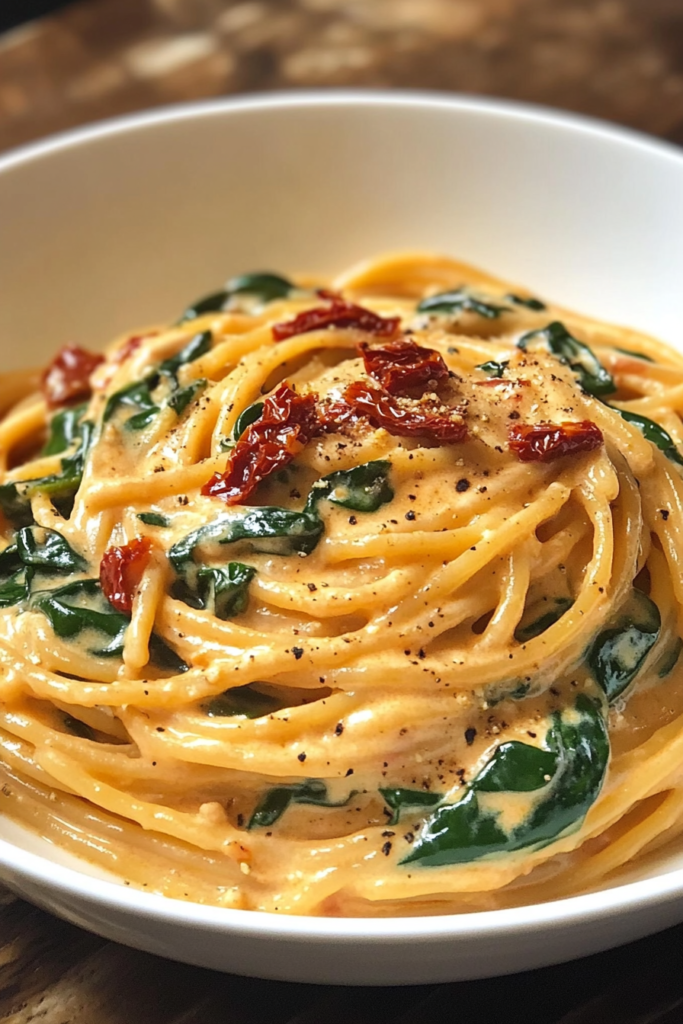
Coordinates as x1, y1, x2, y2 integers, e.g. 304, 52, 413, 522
170, 507, 324, 572
613, 408, 683, 466
158, 331, 212, 379
515, 598, 573, 644
180, 273, 294, 322
379, 788, 443, 826
233, 401, 264, 441
136, 512, 171, 527
306, 461, 394, 514
401, 695, 608, 866
248, 779, 353, 829
506, 294, 547, 311
418, 289, 509, 320
204, 684, 284, 719
43, 404, 87, 457
0, 420, 94, 526
518, 321, 616, 397
476, 360, 509, 378
587, 589, 661, 703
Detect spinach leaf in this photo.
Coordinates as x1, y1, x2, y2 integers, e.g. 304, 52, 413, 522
515, 597, 573, 644
43, 404, 87, 457
174, 562, 256, 619
61, 713, 96, 741
379, 788, 443, 826
170, 508, 324, 572
614, 347, 654, 363
401, 695, 608, 866
518, 321, 616, 397
32, 577, 188, 670
613, 408, 683, 467
475, 741, 557, 792
147, 633, 189, 674
587, 589, 661, 703
476, 360, 509, 378
136, 512, 170, 527
204, 684, 284, 719
180, 291, 231, 323
233, 401, 264, 441
16, 526, 86, 574
167, 378, 206, 417
306, 461, 394, 514
226, 272, 295, 303
32, 579, 129, 655
248, 779, 353, 830
180, 273, 294, 321
103, 379, 158, 426
0, 527, 85, 609
0, 569, 32, 608
158, 331, 212, 379
418, 289, 509, 320
506, 294, 547, 311
0, 420, 94, 527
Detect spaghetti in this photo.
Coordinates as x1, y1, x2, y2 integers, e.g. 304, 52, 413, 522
1, 252, 683, 917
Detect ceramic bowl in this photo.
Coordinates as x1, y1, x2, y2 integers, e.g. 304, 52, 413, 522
1, 92, 683, 986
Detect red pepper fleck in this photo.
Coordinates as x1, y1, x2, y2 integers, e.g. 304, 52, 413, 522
508, 420, 603, 463
359, 338, 449, 395
272, 295, 400, 342
202, 384, 320, 504
41, 345, 104, 408
324, 381, 468, 444
100, 538, 152, 614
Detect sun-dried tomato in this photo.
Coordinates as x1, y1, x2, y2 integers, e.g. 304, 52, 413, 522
100, 538, 152, 614
41, 345, 105, 408
203, 384, 320, 504
323, 382, 468, 444
359, 338, 449, 395
114, 333, 156, 364
272, 296, 400, 342
508, 420, 603, 463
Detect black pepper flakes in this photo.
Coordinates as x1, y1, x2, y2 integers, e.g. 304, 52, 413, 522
348, 515, 358, 525
307, 583, 317, 592
661, 509, 670, 521
465, 727, 477, 746
405, 510, 416, 521
335, 722, 344, 736
297, 752, 307, 763
456, 478, 470, 493
292, 647, 304, 660
381, 841, 392, 856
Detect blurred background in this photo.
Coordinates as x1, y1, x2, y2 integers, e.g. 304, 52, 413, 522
0, 0, 682, 154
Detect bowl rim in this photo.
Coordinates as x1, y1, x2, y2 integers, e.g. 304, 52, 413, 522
1, 88, 683, 941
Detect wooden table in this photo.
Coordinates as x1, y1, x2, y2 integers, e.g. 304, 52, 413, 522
2, 1, 683, 1020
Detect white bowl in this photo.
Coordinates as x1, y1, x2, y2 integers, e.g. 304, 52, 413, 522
1, 92, 683, 986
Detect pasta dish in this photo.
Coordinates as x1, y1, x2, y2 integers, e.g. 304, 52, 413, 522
0, 252, 682, 917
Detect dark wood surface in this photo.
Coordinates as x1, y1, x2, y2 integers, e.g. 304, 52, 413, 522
2, 1, 683, 1021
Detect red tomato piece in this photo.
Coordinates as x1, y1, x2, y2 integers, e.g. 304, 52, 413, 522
508, 420, 603, 462
42, 345, 105, 408
202, 384, 320, 505
324, 382, 468, 444
100, 538, 152, 614
113, 333, 155, 364
359, 338, 449, 395
272, 296, 400, 342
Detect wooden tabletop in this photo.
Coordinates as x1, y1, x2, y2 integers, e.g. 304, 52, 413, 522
2, 1, 683, 1021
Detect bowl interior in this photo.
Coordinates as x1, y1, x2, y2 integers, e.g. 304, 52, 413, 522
1, 94, 682, 373
1, 95, 683, 977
